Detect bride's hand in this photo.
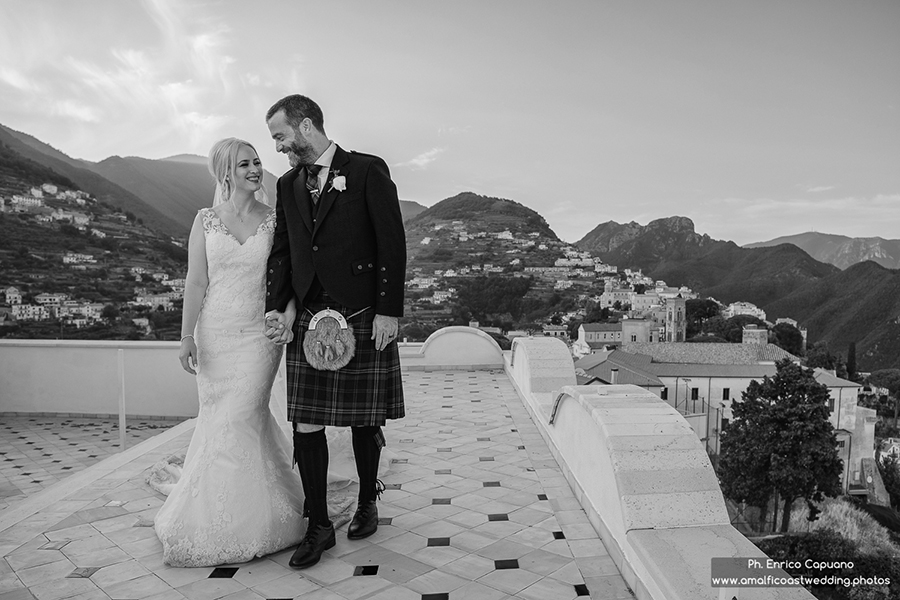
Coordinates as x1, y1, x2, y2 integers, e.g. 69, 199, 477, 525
265, 311, 293, 345
179, 337, 199, 375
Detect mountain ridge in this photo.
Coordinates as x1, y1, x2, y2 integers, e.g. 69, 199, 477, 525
0, 124, 185, 235
1, 121, 894, 368
575, 216, 839, 306
746, 231, 900, 270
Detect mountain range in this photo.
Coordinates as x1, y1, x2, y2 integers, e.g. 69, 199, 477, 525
0, 123, 426, 237
2, 122, 898, 369
746, 232, 900, 270
573, 217, 899, 369
575, 217, 840, 308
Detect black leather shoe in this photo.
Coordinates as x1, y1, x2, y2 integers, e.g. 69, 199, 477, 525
348, 500, 378, 540
289, 521, 335, 569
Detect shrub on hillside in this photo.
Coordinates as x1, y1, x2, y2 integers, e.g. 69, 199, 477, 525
787, 498, 899, 559
756, 529, 898, 599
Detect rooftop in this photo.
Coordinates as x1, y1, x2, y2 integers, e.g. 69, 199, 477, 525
1, 370, 627, 600
0, 331, 814, 600
580, 323, 621, 332
621, 342, 799, 365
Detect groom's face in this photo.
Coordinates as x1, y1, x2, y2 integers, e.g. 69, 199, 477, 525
267, 110, 317, 168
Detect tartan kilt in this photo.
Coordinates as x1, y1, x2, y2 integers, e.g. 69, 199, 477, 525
285, 298, 405, 427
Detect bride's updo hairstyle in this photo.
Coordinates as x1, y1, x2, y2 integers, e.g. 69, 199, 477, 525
207, 137, 271, 206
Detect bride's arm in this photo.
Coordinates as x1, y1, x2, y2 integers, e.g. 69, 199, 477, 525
179, 212, 209, 374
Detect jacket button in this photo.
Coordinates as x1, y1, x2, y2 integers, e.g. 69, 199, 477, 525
368, 263, 373, 268
358, 265, 363, 270
267, 281, 271, 286
380, 292, 385, 296
266, 292, 270, 296
381, 267, 386, 272
313, 245, 318, 251
268, 269, 273, 273
383, 279, 387, 283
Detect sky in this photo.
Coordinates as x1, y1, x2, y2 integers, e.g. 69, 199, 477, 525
0, 0, 898, 246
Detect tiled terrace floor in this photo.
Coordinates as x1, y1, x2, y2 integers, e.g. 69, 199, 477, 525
0, 418, 185, 512
0, 370, 633, 600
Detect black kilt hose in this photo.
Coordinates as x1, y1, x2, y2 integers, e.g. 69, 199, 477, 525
286, 298, 404, 427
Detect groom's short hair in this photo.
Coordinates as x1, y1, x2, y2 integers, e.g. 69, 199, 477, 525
266, 95, 325, 133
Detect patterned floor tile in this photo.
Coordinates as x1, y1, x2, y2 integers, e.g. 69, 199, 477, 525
1, 371, 633, 600
0, 417, 183, 512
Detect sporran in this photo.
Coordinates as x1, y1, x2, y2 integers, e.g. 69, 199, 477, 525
302, 307, 366, 370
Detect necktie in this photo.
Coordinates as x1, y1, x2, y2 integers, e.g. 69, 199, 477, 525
306, 164, 322, 204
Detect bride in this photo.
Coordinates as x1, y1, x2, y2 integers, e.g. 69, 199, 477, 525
154, 138, 310, 567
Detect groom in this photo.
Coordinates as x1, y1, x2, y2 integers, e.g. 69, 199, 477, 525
263, 94, 406, 569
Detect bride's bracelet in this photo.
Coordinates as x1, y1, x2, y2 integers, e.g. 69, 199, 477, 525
180, 334, 194, 343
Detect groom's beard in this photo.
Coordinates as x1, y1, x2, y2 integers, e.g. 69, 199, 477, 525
287, 137, 317, 167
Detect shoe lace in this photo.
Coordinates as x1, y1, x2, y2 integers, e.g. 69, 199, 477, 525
300, 521, 328, 544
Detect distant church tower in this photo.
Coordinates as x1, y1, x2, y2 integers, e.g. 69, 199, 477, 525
665, 295, 686, 342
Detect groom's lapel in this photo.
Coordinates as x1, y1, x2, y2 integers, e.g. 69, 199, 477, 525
312, 145, 350, 233
289, 166, 314, 233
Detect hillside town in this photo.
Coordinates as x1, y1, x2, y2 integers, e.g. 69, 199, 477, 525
0, 182, 187, 335
2, 183, 804, 350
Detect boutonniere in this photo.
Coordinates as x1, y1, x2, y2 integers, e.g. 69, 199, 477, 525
327, 170, 346, 192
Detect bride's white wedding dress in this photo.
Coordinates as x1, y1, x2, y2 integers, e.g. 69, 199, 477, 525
153, 208, 305, 568
152, 208, 390, 568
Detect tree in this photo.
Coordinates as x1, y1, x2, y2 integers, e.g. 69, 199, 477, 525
770, 322, 804, 356
846, 341, 858, 382
454, 276, 533, 325
632, 283, 647, 295
877, 454, 900, 510
702, 314, 766, 343
566, 319, 582, 340
100, 304, 120, 321
805, 341, 838, 370
584, 302, 610, 324
868, 369, 900, 426
686, 298, 720, 338
718, 359, 842, 532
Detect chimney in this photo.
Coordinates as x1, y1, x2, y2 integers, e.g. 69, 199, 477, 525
610, 368, 619, 385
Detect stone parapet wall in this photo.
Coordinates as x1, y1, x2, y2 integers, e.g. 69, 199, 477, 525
505, 336, 815, 600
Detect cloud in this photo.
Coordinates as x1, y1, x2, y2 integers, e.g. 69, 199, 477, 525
0, 0, 246, 159
0, 67, 40, 92
395, 147, 446, 170
805, 185, 835, 193
52, 100, 101, 123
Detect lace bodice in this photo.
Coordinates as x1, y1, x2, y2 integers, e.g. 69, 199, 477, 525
198, 207, 275, 328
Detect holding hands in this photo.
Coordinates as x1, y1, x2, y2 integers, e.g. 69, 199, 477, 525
265, 300, 297, 345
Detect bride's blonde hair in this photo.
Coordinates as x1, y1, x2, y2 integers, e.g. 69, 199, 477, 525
207, 137, 271, 206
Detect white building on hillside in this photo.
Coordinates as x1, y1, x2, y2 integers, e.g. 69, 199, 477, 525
12, 304, 49, 321
35, 293, 68, 305
723, 301, 766, 321
11, 195, 44, 208
4, 287, 22, 305
63, 253, 96, 264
